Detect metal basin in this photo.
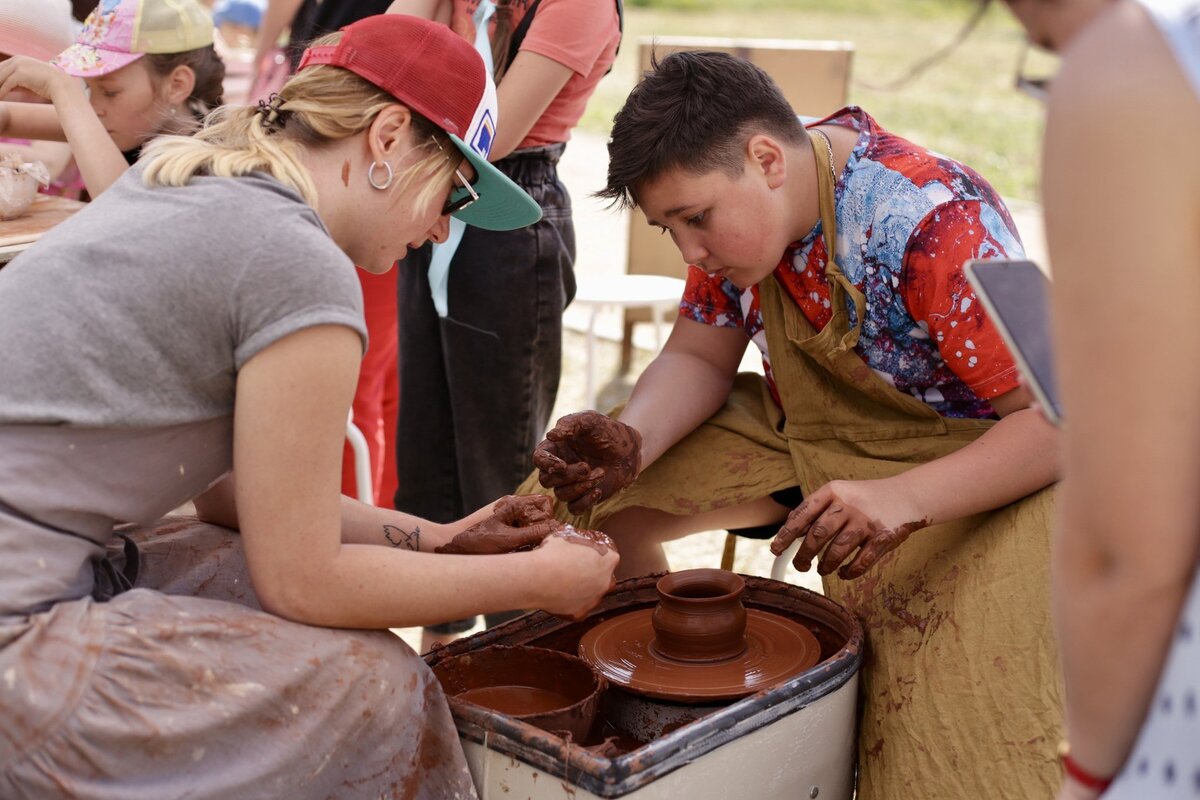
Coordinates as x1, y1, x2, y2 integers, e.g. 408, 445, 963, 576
424, 574, 864, 799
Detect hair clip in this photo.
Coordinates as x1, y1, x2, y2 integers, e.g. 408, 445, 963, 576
255, 93, 290, 132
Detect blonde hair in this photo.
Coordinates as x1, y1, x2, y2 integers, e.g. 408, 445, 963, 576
141, 33, 458, 210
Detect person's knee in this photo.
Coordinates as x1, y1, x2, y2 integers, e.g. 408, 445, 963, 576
603, 507, 677, 546
338, 631, 447, 721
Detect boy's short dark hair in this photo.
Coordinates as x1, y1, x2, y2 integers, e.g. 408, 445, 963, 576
597, 50, 807, 209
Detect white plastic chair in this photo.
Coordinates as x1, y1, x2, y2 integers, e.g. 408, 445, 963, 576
770, 538, 803, 581
346, 411, 374, 504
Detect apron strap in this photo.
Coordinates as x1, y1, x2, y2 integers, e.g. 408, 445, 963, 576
809, 129, 867, 353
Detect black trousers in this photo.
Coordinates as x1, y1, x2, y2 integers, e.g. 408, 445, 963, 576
395, 143, 576, 538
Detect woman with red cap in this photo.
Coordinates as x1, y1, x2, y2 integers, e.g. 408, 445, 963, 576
0, 14, 617, 798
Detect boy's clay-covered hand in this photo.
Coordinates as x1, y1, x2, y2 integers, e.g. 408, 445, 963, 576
435, 494, 561, 555
769, 479, 930, 580
533, 527, 619, 620
533, 411, 642, 514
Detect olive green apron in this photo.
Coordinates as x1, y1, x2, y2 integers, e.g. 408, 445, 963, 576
521, 133, 1063, 798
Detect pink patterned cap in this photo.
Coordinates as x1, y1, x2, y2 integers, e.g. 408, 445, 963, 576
52, 0, 213, 79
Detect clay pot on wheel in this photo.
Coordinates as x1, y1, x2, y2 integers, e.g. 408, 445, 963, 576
432, 644, 605, 742
651, 568, 747, 663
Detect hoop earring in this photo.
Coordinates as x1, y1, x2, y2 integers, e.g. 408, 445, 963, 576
367, 160, 394, 191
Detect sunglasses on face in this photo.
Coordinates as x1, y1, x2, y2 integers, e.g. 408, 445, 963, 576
442, 168, 480, 217
427, 135, 481, 217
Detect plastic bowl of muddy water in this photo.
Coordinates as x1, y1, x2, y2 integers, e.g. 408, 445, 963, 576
431, 644, 605, 742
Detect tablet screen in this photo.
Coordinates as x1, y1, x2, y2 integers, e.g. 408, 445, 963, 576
965, 259, 1063, 425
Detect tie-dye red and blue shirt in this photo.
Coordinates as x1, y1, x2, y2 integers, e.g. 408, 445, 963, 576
680, 107, 1023, 419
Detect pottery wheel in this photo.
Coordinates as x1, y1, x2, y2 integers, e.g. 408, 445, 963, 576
578, 608, 821, 702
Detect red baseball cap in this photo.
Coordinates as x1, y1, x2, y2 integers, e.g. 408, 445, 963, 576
297, 14, 541, 232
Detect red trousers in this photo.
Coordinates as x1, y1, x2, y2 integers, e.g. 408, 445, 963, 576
342, 267, 399, 508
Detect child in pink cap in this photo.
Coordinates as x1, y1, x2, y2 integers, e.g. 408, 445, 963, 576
0, 0, 225, 196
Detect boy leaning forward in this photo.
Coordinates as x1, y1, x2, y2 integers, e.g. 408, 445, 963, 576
519, 52, 1063, 798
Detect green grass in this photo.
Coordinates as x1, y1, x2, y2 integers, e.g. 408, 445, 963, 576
580, 1, 1055, 201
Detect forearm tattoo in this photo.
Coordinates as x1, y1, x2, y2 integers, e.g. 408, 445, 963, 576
383, 524, 420, 551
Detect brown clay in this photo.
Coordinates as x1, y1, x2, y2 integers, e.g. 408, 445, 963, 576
431, 645, 605, 742
549, 525, 616, 557
579, 571, 822, 705
495, 494, 555, 526
456, 686, 575, 716
650, 569, 747, 662
580, 608, 819, 701
435, 495, 561, 555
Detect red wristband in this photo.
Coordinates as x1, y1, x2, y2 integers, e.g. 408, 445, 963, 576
1060, 747, 1114, 793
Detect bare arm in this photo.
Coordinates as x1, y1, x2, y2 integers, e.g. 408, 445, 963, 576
619, 316, 749, 469
489, 50, 573, 160
253, 0, 305, 68
385, 3, 571, 160
385, 0, 449, 20
0, 102, 67, 141
1043, 4, 1200, 782
0, 137, 72, 181
881, 386, 1058, 525
773, 384, 1060, 578
224, 325, 616, 629
196, 473, 507, 552
532, 316, 745, 512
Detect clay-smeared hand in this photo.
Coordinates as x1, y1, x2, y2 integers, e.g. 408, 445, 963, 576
435, 495, 561, 555
769, 479, 930, 580
532, 412, 642, 513
533, 528, 620, 621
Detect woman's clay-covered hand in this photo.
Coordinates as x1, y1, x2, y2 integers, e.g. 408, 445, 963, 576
769, 478, 930, 580
532, 411, 642, 513
435, 494, 561, 555
532, 530, 620, 620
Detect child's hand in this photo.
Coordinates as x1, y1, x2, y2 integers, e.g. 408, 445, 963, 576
770, 478, 930, 580
0, 56, 74, 104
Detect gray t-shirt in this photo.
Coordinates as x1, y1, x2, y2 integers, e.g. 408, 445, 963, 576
0, 168, 367, 616
0, 167, 367, 426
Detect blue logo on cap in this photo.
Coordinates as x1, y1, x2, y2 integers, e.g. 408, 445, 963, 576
471, 110, 495, 158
